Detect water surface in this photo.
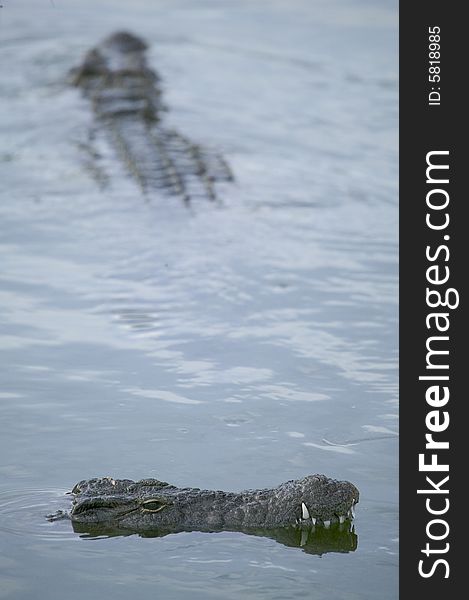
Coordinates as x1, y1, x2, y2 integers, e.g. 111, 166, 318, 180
0, 1, 398, 598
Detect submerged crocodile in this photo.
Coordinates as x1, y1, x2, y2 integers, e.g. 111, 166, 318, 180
48, 474, 359, 553
70, 31, 233, 202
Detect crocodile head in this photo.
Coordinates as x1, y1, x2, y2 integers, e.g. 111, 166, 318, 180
68, 475, 359, 531
70, 31, 160, 118
286, 475, 359, 527
72, 32, 150, 80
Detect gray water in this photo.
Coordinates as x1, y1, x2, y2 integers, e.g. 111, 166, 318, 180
0, 1, 398, 598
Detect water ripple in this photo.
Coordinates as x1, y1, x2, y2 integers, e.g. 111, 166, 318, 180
0, 488, 75, 541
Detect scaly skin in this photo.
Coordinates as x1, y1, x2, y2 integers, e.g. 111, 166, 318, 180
71, 31, 232, 201
67, 475, 358, 530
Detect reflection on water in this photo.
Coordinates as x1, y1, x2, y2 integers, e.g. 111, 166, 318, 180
0, 0, 397, 598
72, 521, 358, 556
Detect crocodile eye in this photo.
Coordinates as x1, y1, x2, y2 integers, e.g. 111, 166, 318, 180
141, 499, 167, 512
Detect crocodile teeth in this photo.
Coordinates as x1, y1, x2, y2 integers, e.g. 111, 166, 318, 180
339, 515, 346, 524
301, 502, 310, 520
311, 517, 316, 525
324, 520, 331, 528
